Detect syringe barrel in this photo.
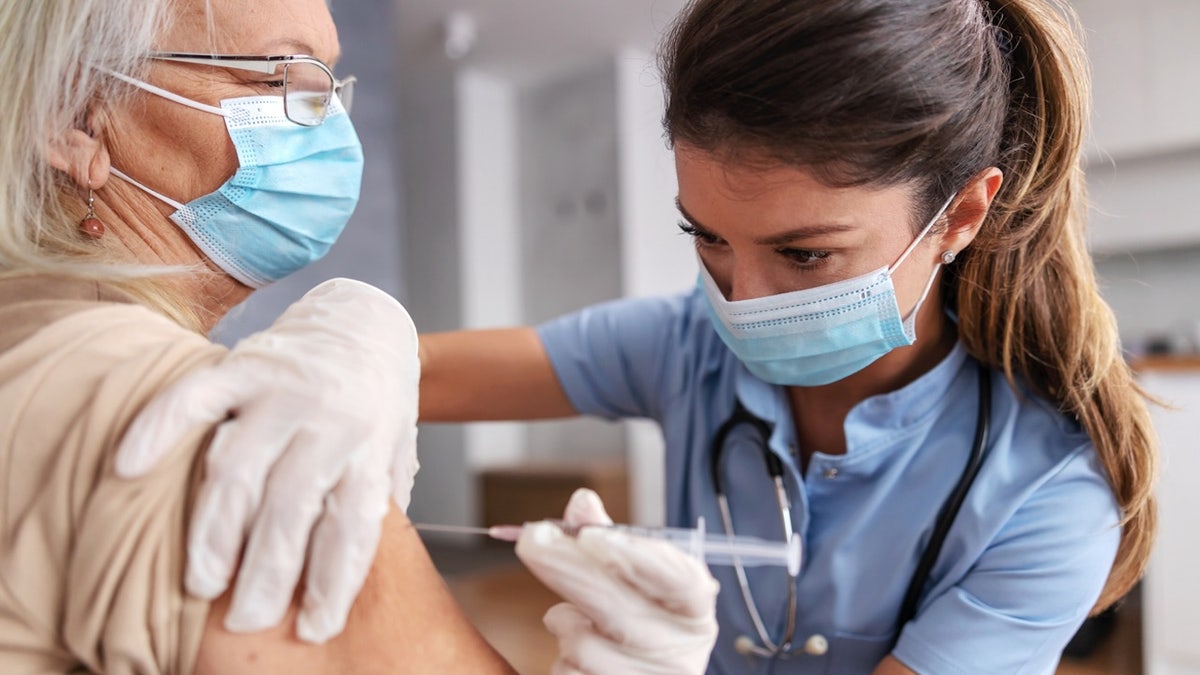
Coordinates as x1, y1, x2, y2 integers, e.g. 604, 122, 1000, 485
608, 524, 802, 576
701, 532, 802, 576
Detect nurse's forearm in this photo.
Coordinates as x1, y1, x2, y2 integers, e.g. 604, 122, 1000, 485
418, 328, 577, 422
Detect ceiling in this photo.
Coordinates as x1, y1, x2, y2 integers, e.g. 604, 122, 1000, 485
397, 0, 690, 84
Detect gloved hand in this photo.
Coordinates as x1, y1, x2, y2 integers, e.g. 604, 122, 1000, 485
516, 489, 720, 675
113, 278, 420, 644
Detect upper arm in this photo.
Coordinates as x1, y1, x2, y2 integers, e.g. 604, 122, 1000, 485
875, 655, 918, 675
193, 508, 516, 675
891, 449, 1121, 674
419, 294, 694, 423
419, 327, 576, 421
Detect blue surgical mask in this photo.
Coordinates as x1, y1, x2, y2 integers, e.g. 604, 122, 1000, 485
699, 194, 956, 387
107, 73, 363, 288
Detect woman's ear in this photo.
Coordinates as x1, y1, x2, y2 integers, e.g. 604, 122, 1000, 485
46, 110, 112, 191
938, 167, 1002, 253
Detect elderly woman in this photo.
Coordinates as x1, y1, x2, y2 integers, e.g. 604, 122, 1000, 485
0, 0, 503, 671
0, 0, 718, 673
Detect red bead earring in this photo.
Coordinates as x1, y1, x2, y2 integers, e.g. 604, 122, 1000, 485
79, 182, 105, 239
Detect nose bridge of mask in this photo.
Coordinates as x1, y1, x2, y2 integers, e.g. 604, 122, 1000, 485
103, 68, 229, 118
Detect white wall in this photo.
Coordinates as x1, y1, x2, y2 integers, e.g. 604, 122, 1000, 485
615, 48, 693, 526
615, 48, 694, 300
398, 65, 476, 530
1140, 371, 1200, 675
456, 71, 528, 471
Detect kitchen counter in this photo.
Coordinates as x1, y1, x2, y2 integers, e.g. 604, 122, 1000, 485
1129, 355, 1200, 372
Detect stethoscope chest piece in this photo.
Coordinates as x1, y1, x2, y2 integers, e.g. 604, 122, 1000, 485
803, 634, 829, 656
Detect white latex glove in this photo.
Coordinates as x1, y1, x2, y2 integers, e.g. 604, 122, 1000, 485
516, 489, 720, 675
113, 278, 420, 644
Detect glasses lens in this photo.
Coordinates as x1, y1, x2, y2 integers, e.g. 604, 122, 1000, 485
336, 76, 357, 114
284, 61, 334, 126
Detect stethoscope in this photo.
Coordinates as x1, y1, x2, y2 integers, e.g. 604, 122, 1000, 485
709, 362, 992, 659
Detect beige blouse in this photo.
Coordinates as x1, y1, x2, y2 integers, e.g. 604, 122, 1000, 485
0, 276, 226, 674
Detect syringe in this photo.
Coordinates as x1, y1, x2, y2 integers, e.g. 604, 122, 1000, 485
414, 518, 802, 576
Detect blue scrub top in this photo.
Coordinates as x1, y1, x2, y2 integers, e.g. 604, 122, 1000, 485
537, 288, 1121, 675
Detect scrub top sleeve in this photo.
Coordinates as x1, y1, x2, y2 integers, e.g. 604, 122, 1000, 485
536, 294, 691, 420
892, 446, 1122, 675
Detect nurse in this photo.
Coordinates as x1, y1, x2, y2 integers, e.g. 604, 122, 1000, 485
417, 0, 1156, 671
125, 0, 1156, 672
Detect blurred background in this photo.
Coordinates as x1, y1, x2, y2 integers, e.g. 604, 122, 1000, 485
214, 0, 1200, 672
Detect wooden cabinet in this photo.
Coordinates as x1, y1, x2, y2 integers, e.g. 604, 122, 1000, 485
1086, 148, 1200, 255
1074, 0, 1200, 254
1077, 0, 1200, 160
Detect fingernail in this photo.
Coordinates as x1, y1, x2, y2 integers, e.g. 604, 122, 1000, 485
577, 528, 632, 566
113, 446, 148, 477
185, 565, 226, 600
224, 607, 270, 633
297, 610, 343, 644
224, 587, 283, 633
528, 521, 563, 544
564, 488, 612, 528
578, 526, 626, 549
565, 488, 598, 514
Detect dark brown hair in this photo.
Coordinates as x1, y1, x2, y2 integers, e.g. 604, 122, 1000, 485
662, 0, 1155, 613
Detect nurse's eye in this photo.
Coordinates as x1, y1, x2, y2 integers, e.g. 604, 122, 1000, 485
779, 248, 831, 269
677, 221, 723, 247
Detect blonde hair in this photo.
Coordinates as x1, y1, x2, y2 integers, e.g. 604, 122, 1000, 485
664, 0, 1156, 613
0, 0, 207, 330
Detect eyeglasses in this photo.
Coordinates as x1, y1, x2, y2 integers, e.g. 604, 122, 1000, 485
148, 52, 357, 127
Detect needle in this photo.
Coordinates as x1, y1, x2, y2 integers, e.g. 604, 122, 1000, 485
414, 523, 526, 541
413, 523, 494, 537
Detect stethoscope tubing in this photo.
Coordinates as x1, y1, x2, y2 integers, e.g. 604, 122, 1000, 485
892, 365, 991, 641
709, 361, 993, 659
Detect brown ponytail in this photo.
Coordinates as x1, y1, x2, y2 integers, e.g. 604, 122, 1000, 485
955, 0, 1156, 611
663, 0, 1156, 612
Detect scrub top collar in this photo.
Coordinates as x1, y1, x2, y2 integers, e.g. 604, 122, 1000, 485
732, 339, 973, 465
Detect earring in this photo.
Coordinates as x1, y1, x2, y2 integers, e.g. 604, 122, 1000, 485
941, 250, 957, 265
79, 182, 105, 239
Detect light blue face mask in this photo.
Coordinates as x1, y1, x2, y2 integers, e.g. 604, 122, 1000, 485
107, 72, 363, 288
699, 194, 956, 387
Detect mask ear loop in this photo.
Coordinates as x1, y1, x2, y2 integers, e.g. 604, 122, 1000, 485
892, 192, 958, 337
889, 192, 958, 273
100, 68, 229, 118
109, 167, 188, 212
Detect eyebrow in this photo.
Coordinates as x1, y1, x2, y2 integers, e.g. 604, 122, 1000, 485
260, 38, 341, 67
675, 198, 857, 246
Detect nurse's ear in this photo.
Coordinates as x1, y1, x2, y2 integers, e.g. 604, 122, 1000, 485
46, 107, 112, 191
937, 167, 1003, 254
